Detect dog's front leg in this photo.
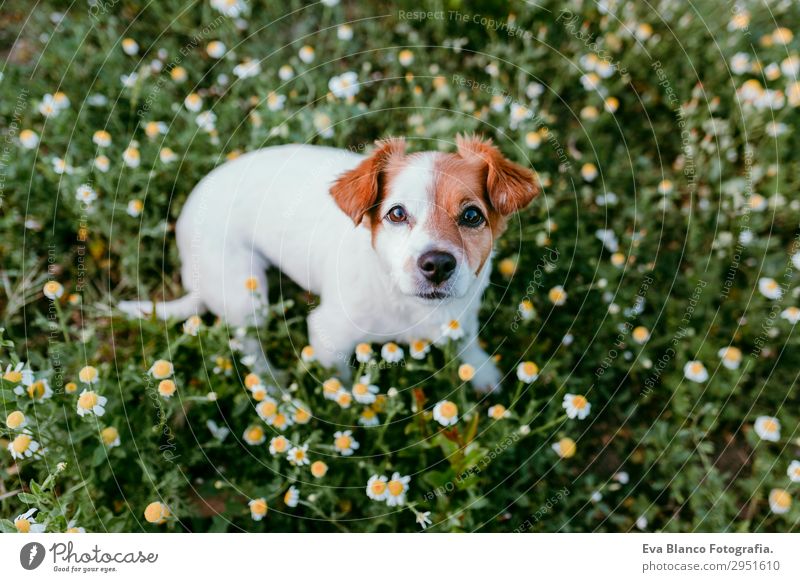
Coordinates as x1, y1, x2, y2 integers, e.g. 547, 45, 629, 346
460, 334, 503, 393
307, 305, 356, 381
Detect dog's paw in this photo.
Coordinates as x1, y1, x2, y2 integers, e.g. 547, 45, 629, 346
470, 360, 503, 393
117, 300, 153, 319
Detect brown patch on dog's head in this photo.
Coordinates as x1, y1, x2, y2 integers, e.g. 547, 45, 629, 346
329, 138, 406, 225
422, 135, 539, 275
455, 133, 539, 217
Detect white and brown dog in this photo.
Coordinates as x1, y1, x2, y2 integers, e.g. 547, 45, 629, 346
119, 135, 538, 391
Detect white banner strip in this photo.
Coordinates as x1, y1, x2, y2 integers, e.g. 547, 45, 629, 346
2, 533, 798, 581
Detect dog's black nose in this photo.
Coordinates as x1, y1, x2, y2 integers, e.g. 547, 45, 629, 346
418, 251, 456, 284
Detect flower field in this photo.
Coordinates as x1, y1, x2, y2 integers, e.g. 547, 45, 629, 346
1, 0, 799, 533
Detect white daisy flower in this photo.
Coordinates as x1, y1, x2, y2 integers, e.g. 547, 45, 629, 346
509, 102, 532, 128
754, 415, 780, 442
328, 71, 360, 99
769, 488, 791, 514
416, 511, 432, 529
552, 437, 576, 458
206, 40, 226, 58
52, 157, 73, 174
76, 390, 107, 417
184, 93, 203, 112
718, 347, 742, 370
101, 426, 121, 448
337, 24, 353, 41
269, 435, 289, 456
367, 475, 389, 501
284, 485, 300, 508
8, 432, 41, 460
266, 91, 286, 111
43, 280, 64, 300
122, 146, 140, 168
298, 45, 315, 63
15, 378, 53, 402
94, 155, 110, 172
243, 424, 266, 446
562, 393, 591, 420
385, 472, 411, 506
313, 112, 334, 138
149, 359, 174, 380
19, 129, 39, 149
78, 365, 99, 384
781, 306, 800, 324
516, 361, 539, 383
211, 0, 246, 17
441, 319, 465, 341
333, 430, 359, 456
66, 520, 87, 533
352, 376, 379, 404
322, 377, 343, 400
278, 65, 294, 81
432, 400, 459, 427
233, 58, 261, 79
758, 277, 783, 300
354, 343, 373, 363
409, 339, 431, 360
182, 315, 202, 336
787, 460, 800, 483
159, 147, 178, 164
195, 111, 217, 132
287, 444, 310, 466
5, 410, 27, 430
249, 498, 268, 521
381, 342, 404, 363
358, 407, 380, 427
76, 184, 98, 204
14, 508, 45, 533
548, 285, 568, 305
121, 37, 139, 55
683, 360, 708, 383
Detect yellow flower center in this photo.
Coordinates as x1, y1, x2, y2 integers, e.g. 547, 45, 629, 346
244, 277, 258, 291
259, 401, 277, 417
27, 381, 46, 399
763, 419, 777, 433
16, 518, 31, 533
458, 364, 475, 381
4, 370, 22, 383
101, 427, 119, 445
152, 360, 172, 377
272, 413, 287, 427
356, 343, 371, 356
335, 435, 351, 450
158, 380, 176, 396
572, 395, 588, 410
559, 438, 577, 458
272, 437, 287, 452
245, 373, 261, 388
78, 391, 98, 410
447, 321, 460, 330
311, 461, 328, 478
6, 410, 25, 429
690, 363, 704, 374
294, 408, 311, 423
522, 362, 539, 376
12, 434, 32, 453
387, 480, 404, 496
440, 401, 457, 419
490, 405, 506, 419
251, 499, 267, 515
247, 427, 264, 442
337, 393, 352, 406
353, 383, 368, 395
772, 489, 791, 508
371, 481, 387, 495
65, 382, 77, 393
362, 408, 376, 419
79, 366, 98, 383
144, 502, 168, 524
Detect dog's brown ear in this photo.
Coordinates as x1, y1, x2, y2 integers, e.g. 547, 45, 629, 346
330, 138, 406, 225
456, 134, 538, 215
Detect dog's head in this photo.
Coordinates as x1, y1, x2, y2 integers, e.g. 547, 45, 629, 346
330, 135, 538, 300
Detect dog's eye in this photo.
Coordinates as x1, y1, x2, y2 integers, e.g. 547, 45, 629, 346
459, 206, 485, 227
386, 205, 408, 224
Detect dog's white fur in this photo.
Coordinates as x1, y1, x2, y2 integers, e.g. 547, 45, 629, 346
120, 141, 535, 391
